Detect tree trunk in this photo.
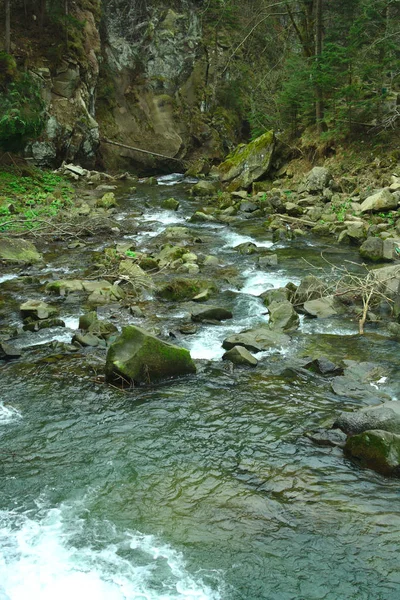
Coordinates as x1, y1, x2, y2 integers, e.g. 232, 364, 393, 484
5, 0, 11, 54
315, 0, 323, 131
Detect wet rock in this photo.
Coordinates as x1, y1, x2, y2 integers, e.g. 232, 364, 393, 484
191, 305, 233, 322
139, 257, 159, 271
176, 263, 200, 275
161, 197, 180, 210
192, 289, 211, 302
268, 300, 299, 332
163, 226, 194, 241
88, 321, 118, 340
23, 317, 65, 332
261, 287, 291, 307
305, 428, 347, 448
0, 238, 42, 264
333, 402, 400, 435
293, 275, 326, 304
203, 255, 220, 267
105, 325, 196, 386
359, 237, 383, 261
179, 323, 199, 335
0, 342, 21, 360
303, 357, 343, 376
47, 279, 125, 303
222, 326, 289, 353
79, 311, 98, 330
73, 332, 102, 347
190, 180, 220, 197
304, 167, 332, 193
222, 345, 258, 367
234, 242, 258, 255
303, 296, 338, 318
258, 254, 278, 268
331, 360, 389, 402
20, 300, 58, 321
190, 211, 217, 223
344, 430, 400, 476
157, 279, 216, 302
360, 188, 397, 213
129, 306, 144, 318
217, 131, 275, 191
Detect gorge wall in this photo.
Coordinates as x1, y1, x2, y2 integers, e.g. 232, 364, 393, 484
14, 0, 246, 173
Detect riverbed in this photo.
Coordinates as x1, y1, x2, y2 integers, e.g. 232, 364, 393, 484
1, 176, 400, 600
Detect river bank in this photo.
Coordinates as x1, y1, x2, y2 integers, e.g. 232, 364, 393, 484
1, 171, 400, 599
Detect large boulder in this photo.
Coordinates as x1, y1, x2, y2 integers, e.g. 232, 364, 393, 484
222, 326, 289, 353
344, 430, 400, 476
217, 131, 275, 191
371, 265, 400, 296
268, 300, 299, 331
105, 325, 196, 385
293, 276, 326, 304
334, 402, 400, 435
304, 167, 332, 193
191, 305, 233, 322
360, 188, 398, 213
190, 180, 220, 197
222, 346, 258, 366
303, 296, 338, 318
0, 238, 42, 264
359, 237, 383, 261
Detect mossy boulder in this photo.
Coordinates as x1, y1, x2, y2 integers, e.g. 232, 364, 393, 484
217, 131, 275, 191
0, 238, 42, 264
161, 197, 180, 210
334, 402, 400, 435
344, 430, 400, 476
190, 180, 221, 197
105, 325, 196, 385
20, 300, 58, 321
96, 192, 117, 209
157, 279, 217, 302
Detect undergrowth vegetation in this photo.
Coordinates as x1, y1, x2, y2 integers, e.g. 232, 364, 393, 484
0, 166, 75, 233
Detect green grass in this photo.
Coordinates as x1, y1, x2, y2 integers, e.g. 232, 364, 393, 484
0, 167, 75, 232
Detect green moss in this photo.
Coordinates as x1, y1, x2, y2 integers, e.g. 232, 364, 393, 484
345, 430, 400, 476
219, 131, 275, 176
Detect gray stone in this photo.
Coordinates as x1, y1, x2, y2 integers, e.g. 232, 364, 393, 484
20, 300, 58, 321
222, 326, 289, 353
305, 167, 332, 193
73, 332, 102, 347
190, 180, 220, 197
261, 287, 291, 307
240, 201, 258, 213
268, 300, 299, 331
191, 305, 233, 322
303, 296, 338, 318
222, 345, 258, 366
360, 188, 397, 213
334, 402, 400, 435
0, 342, 22, 360
293, 275, 326, 304
305, 428, 347, 448
105, 325, 196, 385
359, 237, 383, 261
258, 254, 278, 268
303, 357, 343, 376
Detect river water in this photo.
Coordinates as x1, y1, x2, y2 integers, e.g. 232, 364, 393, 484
1, 177, 400, 599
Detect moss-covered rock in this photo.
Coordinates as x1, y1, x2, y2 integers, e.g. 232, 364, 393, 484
344, 430, 400, 476
105, 325, 196, 385
0, 238, 42, 264
268, 300, 299, 332
20, 300, 58, 321
96, 192, 117, 209
217, 131, 275, 191
161, 197, 180, 210
157, 278, 217, 301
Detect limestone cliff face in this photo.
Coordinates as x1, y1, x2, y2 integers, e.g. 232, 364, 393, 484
25, 0, 242, 172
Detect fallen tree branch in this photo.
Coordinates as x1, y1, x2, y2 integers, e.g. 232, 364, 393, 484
101, 137, 183, 163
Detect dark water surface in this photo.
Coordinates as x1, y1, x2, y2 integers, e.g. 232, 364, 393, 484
1, 177, 399, 599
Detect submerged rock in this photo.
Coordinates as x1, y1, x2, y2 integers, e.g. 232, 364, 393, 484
222, 346, 258, 367
344, 430, 400, 476
161, 197, 180, 210
105, 325, 196, 386
0, 238, 42, 264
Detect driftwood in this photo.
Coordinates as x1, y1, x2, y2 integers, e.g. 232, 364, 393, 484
101, 137, 183, 163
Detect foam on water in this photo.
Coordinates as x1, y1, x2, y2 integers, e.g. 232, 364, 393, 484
186, 295, 268, 361
221, 231, 273, 250
0, 274, 18, 284
63, 316, 81, 330
0, 504, 221, 600
0, 402, 22, 426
